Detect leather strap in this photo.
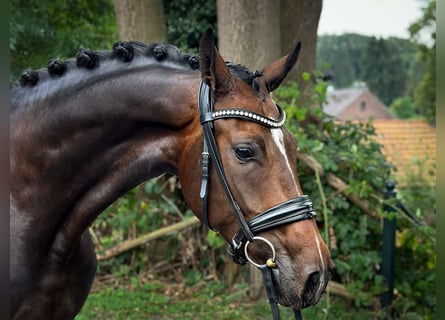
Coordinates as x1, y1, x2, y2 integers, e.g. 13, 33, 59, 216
249, 196, 316, 234
260, 264, 281, 320
198, 81, 254, 240
198, 82, 214, 231
228, 196, 316, 264
294, 309, 303, 320
259, 264, 303, 320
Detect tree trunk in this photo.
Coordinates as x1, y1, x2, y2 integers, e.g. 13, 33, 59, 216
217, 0, 322, 105
217, 0, 281, 71
114, 0, 167, 43
217, 2, 280, 299
280, 0, 322, 93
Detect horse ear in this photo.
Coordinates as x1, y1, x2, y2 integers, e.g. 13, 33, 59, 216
260, 42, 301, 92
199, 29, 233, 95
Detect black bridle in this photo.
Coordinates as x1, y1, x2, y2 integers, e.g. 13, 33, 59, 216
198, 81, 317, 320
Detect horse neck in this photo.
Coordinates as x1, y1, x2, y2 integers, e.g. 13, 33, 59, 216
10, 66, 201, 235
12, 65, 200, 136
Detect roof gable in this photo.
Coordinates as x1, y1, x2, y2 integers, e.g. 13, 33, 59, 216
324, 88, 394, 120
324, 88, 364, 116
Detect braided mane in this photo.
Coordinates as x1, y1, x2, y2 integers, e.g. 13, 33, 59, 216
13, 41, 258, 89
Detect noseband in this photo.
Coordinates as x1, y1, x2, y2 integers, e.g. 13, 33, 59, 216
198, 81, 316, 319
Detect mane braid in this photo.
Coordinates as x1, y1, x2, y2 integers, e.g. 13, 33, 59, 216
225, 61, 261, 86
112, 41, 135, 62
48, 59, 67, 77
13, 41, 255, 88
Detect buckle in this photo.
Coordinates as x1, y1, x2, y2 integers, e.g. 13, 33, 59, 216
231, 237, 242, 250
227, 234, 248, 265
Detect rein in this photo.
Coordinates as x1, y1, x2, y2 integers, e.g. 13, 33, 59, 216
197, 81, 316, 320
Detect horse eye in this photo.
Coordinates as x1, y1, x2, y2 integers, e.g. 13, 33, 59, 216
235, 147, 254, 161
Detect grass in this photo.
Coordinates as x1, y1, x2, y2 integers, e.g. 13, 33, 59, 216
75, 277, 388, 320
76, 280, 272, 320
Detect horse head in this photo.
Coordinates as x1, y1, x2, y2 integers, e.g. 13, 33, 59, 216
179, 30, 333, 310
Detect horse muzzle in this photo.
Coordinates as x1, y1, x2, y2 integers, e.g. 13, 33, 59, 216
226, 196, 333, 310
271, 256, 332, 309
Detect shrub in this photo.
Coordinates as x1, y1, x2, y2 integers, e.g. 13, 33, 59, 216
274, 76, 436, 318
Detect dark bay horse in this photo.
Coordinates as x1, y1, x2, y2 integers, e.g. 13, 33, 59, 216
10, 30, 332, 319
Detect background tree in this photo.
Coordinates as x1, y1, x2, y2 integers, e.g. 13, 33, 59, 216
409, 0, 436, 124
361, 37, 406, 106
389, 96, 417, 119
217, 0, 322, 99
280, 0, 322, 93
316, 34, 421, 105
216, 0, 281, 72
10, 0, 117, 80
114, 0, 167, 43
164, 0, 216, 53
316, 33, 367, 88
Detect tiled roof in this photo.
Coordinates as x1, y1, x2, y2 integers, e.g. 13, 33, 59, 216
372, 119, 436, 186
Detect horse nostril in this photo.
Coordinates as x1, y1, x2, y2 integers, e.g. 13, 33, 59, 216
329, 264, 335, 274
303, 271, 321, 297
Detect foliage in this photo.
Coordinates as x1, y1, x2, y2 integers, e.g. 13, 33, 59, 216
391, 157, 436, 316
9, 0, 217, 80
389, 96, 419, 119
397, 158, 436, 223
361, 37, 406, 106
164, 0, 217, 52
276, 79, 390, 306
9, 0, 117, 81
273, 77, 435, 318
92, 175, 216, 280
409, 0, 436, 124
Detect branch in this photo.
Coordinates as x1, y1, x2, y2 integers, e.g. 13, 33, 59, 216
299, 153, 379, 219
96, 217, 201, 261
326, 281, 352, 299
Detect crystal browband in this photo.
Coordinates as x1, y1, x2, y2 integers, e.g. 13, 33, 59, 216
200, 105, 286, 129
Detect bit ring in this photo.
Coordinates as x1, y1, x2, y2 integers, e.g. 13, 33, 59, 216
244, 236, 276, 268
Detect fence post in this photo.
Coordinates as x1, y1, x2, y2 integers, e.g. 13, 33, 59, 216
381, 180, 396, 311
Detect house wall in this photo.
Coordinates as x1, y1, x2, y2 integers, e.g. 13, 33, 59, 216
337, 90, 394, 120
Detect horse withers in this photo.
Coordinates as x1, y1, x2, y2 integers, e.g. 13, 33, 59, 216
10, 29, 332, 319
